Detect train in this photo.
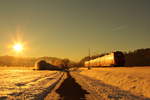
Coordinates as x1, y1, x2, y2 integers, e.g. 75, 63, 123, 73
84, 51, 125, 67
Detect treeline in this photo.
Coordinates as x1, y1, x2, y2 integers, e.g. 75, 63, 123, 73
0, 56, 75, 69
1, 48, 150, 68
79, 48, 150, 67
124, 48, 150, 66
0, 56, 36, 67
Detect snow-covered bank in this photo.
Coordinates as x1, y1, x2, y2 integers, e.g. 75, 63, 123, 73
78, 67, 150, 98
0, 68, 63, 100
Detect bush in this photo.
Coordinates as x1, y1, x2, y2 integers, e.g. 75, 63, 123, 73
35, 60, 63, 70
35, 60, 49, 70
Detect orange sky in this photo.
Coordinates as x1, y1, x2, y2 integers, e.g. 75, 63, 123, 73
0, 0, 150, 61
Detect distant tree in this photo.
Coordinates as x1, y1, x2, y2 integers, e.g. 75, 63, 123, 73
61, 59, 70, 69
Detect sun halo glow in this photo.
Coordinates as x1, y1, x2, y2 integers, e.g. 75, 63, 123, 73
13, 43, 23, 52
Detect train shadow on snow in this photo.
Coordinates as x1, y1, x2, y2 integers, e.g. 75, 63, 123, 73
56, 72, 89, 100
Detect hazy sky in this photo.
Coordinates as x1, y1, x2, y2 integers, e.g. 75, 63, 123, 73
0, 0, 150, 61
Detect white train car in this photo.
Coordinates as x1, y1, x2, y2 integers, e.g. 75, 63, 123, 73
84, 51, 125, 67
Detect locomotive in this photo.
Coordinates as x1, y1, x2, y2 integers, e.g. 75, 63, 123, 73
84, 51, 125, 67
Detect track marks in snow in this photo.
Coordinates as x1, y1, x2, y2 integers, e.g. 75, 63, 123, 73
72, 73, 150, 100
0, 70, 63, 100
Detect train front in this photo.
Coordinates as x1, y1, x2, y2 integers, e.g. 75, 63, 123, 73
114, 51, 125, 66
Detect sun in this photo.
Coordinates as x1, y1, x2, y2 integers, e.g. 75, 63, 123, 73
13, 43, 23, 52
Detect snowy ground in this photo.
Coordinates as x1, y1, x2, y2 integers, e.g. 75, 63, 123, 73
1, 67, 150, 100
0, 67, 64, 100
77, 67, 150, 99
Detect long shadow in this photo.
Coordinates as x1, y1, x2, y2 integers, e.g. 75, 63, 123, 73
56, 72, 89, 100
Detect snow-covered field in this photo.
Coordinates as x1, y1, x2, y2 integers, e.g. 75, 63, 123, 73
1, 67, 150, 100
78, 67, 150, 99
0, 67, 63, 100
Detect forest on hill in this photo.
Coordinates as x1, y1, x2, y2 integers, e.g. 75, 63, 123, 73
0, 56, 74, 69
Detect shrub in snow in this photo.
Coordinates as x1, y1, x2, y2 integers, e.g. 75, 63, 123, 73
35, 60, 49, 70
35, 60, 63, 70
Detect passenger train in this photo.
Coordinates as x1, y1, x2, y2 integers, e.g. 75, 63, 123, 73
84, 51, 125, 67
